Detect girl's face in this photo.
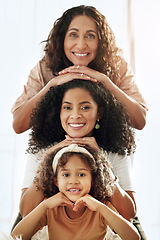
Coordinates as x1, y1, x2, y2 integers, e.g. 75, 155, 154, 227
64, 15, 98, 66
60, 88, 99, 138
56, 154, 92, 202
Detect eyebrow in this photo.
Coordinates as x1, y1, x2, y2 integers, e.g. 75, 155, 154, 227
62, 101, 92, 105
68, 28, 97, 34
60, 168, 89, 172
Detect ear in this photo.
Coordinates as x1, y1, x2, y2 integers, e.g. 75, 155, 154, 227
97, 106, 104, 120
54, 177, 58, 187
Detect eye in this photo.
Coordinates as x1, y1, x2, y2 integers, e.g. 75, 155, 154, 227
81, 105, 91, 110
86, 34, 96, 39
78, 173, 85, 177
63, 105, 71, 110
69, 32, 77, 38
63, 173, 69, 177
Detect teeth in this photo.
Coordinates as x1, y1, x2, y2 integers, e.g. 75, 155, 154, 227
68, 189, 80, 192
69, 123, 84, 127
74, 53, 88, 57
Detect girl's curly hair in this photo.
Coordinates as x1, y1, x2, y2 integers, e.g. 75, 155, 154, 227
42, 5, 123, 79
28, 79, 135, 155
34, 147, 116, 204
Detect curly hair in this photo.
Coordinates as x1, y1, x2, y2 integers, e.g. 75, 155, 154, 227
28, 79, 135, 155
34, 147, 116, 204
42, 5, 123, 79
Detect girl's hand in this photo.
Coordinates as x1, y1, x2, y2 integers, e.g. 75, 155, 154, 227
43, 192, 74, 210
73, 194, 102, 212
65, 135, 100, 151
59, 65, 111, 86
48, 68, 97, 88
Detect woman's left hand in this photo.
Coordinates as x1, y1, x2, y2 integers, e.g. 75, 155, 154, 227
65, 135, 100, 151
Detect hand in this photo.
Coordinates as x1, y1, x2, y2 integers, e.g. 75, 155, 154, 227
73, 194, 102, 212
65, 135, 100, 151
43, 192, 74, 210
59, 65, 111, 87
44, 138, 77, 156
48, 68, 97, 88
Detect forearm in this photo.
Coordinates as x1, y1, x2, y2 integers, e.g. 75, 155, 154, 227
103, 79, 147, 130
20, 185, 45, 217
11, 202, 47, 240
110, 184, 136, 221
12, 81, 53, 134
98, 203, 140, 240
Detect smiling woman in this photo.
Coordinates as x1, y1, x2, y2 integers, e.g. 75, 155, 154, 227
64, 15, 98, 66
60, 88, 99, 138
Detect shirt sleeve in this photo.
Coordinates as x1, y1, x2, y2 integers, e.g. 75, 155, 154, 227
116, 60, 148, 110
11, 61, 46, 114
22, 153, 39, 189
108, 152, 134, 192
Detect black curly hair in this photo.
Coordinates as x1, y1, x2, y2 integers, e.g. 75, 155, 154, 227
28, 79, 135, 155
42, 5, 123, 79
34, 146, 116, 203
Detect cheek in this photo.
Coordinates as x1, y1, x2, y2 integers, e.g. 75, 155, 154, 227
64, 38, 71, 55
60, 111, 66, 124
89, 112, 98, 122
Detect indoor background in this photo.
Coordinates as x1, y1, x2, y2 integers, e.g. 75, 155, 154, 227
0, 0, 160, 239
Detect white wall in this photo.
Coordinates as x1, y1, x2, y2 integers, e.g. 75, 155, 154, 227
0, 0, 160, 239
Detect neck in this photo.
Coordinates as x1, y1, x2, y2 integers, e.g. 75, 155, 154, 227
65, 204, 86, 219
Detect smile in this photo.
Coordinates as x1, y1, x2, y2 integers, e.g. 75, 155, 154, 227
73, 52, 88, 57
69, 123, 85, 128
68, 189, 80, 192
68, 188, 81, 195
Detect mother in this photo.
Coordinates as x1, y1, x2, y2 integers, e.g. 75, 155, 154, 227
20, 79, 136, 222
11, 5, 147, 134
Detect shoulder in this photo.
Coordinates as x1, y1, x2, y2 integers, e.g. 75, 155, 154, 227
107, 152, 132, 170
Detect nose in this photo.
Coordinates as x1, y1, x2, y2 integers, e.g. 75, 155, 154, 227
69, 176, 79, 184
77, 36, 87, 49
70, 109, 81, 119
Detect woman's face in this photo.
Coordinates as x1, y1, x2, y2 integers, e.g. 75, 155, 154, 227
60, 88, 99, 138
64, 15, 98, 66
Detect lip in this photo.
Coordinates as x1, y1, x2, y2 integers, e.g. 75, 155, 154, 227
72, 52, 89, 58
68, 123, 85, 129
67, 188, 81, 195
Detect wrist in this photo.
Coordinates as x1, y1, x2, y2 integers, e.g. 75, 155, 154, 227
40, 199, 49, 213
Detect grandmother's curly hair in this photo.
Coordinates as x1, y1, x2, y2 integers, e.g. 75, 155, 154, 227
34, 147, 116, 203
28, 79, 135, 155
42, 5, 123, 79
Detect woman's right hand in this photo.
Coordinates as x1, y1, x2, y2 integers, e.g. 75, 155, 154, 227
44, 137, 78, 156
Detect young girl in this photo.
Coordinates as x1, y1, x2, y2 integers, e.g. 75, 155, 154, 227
11, 144, 140, 240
